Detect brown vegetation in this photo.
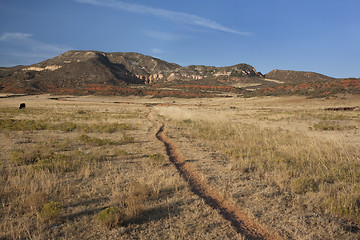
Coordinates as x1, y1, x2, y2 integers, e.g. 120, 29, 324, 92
0, 95, 242, 239
0, 94, 359, 239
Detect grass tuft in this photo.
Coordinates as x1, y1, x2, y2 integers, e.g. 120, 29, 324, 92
149, 153, 166, 166
124, 182, 151, 218
79, 134, 114, 146
24, 192, 49, 212
97, 206, 125, 230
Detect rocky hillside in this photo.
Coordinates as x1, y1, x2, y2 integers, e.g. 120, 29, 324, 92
1, 50, 358, 97
0, 50, 263, 94
265, 69, 335, 83
258, 69, 360, 97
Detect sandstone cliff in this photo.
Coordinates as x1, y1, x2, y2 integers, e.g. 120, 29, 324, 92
0, 50, 264, 93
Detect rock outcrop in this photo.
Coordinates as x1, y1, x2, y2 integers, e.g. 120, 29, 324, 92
0, 50, 264, 93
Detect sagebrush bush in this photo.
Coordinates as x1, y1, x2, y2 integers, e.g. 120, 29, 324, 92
38, 201, 63, 223
149, 153, 166, 166
114, 149, 128, 156
290, 177, 318, 194
77, 109, 86, 114
120, 134, 135, 144
79, 134, 113, 146
97, 206, 125, 229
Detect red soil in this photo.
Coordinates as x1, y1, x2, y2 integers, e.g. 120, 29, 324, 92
155, 122, 280, 240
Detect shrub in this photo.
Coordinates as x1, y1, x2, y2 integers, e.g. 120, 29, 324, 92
32, 153, 74, 172
290, 177, 318, 194
79, 134, 113, 146
149, 153, 166, 166
120, 134, 135, 144
82, 122, 133, 133
125, 182, 151, 218
38, 201, 63, 223
31, 151, 101, 173
97, 207, 125, 229
56, 122, 77, 132
10, 149, 41, 165
77, 109, 87, 114
115, 149, 128, 156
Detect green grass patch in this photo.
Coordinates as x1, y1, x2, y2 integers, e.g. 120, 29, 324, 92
81, 122, 133, 133
0, 118, 134, 133
312, 121, 357, 131
79, 134, 134, 146
0, 119, 49, 131
10, 142, 105, 173
30, 150, 104, 173
79, 134, 115, 146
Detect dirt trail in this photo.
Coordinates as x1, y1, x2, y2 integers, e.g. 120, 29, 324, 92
150, 112, 280, 240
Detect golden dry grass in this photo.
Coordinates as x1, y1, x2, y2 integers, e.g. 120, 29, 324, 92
0, 94, 241, 239
154, 95, 360, 239
1, 94, 359, 239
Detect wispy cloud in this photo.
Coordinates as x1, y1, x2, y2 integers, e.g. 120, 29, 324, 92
0, 32, 33, 41
0, 32, 71, 66
76, 0, 251, 35
150, 48, 163, 54
144, 30, 189, 41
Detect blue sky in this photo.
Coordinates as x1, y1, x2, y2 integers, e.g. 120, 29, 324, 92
0, 0, 359, 78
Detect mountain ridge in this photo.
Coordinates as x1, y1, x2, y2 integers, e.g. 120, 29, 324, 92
0, 50, 263, 93
0, 50, 359, 97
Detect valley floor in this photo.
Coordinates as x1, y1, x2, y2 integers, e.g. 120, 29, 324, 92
0, 94, 359, 239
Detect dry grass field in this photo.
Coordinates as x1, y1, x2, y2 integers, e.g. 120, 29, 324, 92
0, 94, 359, 239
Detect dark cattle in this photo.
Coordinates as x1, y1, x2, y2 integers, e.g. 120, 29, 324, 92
19, 103, 26, 109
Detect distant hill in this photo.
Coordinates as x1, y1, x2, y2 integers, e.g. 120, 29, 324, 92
260, 69, 360, 97
265, 69, 334, 83
0, 50, 359, 97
